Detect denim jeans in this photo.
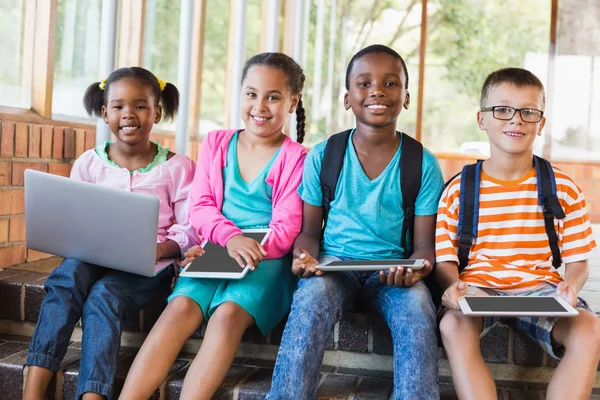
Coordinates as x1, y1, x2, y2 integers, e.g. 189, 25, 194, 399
267, 257, 439, 400
27, 258, 173, 399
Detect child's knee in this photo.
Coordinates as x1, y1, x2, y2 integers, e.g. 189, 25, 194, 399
166, 296, 203, 321
561, 313, 600, 353
439, 310, 478, 343
211, 302, 252, 328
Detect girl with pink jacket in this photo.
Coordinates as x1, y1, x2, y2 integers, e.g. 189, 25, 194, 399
122, 53, 307, 400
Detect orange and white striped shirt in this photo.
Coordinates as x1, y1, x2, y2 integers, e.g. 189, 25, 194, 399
435, 166, 596, 291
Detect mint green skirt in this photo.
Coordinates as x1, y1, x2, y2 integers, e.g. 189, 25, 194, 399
168, 254, 296, 335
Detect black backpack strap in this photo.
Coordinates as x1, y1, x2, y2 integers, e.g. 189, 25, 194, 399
320, 130, 352, 229
457, 161, 483, 272
400, 133, 423, 256
534, 155, 565, 269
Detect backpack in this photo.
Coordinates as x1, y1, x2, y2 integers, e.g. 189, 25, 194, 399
451, 155, 566, 272
320, 129, 423, 255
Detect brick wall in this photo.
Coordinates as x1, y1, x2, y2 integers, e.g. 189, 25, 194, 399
0, 114, 96, 268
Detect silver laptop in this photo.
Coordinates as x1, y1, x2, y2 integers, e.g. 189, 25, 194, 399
24, 169, 175, 277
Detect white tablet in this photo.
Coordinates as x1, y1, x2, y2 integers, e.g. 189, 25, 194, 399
316, 259, 425, 272
179, 229, 271, 279
458, 295, 579, 317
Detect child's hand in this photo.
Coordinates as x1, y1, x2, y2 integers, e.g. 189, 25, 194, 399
226, 234, 267, 270
181, 245, 205, 267
556, 281, 578, 307
156, 242, 167, 261
291, 248, 321, 277
378, 260, 433, 287
441, 280, 468, 310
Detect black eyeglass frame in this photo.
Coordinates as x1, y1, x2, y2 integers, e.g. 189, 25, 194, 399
480, 106, 544, 123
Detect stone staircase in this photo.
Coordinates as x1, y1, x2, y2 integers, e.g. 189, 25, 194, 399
1, 261, 599, 399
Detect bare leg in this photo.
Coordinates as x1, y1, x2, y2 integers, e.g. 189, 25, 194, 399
119, 297, 204, 400
23, 366, 54, 400
547, 311, 600, 400
439, 310, 497, 400
179, 302, 255, 400
82, 393, 105, 400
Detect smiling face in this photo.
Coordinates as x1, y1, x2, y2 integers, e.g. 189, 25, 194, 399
240, 65, 299, 139
477, 82, 545, 157
344, 52, 410, 130
102, 78, 162, 146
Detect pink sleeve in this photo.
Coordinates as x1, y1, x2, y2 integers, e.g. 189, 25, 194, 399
264, 146, 306, 259
188, 132, 242, 247
69, 151, 94, 183
165, 156, 199, 255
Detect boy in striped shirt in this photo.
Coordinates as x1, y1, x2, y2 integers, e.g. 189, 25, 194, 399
435, 67, 600, 399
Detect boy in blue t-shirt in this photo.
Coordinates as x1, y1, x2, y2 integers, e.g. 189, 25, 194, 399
267, 45, 445, 400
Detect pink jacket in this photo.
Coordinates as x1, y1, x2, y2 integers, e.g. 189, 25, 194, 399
189, 129, 306, 259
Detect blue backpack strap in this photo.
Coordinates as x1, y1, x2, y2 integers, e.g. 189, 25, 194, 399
320, 130, 352, 229
457, 161, 483, 272
399, 133, 423, 256
534, 155, 565, 269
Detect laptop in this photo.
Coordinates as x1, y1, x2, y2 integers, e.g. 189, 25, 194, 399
24, 169, 175, 277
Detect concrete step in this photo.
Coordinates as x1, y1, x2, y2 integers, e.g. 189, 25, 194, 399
4, 334, 599, 400
2, 267, 600, 399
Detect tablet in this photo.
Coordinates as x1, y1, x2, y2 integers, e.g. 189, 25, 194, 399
458, 295, 579, 317
179, 229, 271, 279
316, 259, 425, 272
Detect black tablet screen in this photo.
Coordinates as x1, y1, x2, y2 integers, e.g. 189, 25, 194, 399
185, 232, 267, 274
465, 296, 567, 313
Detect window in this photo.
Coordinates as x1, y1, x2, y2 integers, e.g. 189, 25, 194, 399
52, 0, 103, 118
549, 0, 600, 161
0, 0, 32, 109
422, 0, 551, 157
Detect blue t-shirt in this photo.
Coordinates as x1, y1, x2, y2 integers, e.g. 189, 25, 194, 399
222, 131, 280, 229
298, 131, 444, 260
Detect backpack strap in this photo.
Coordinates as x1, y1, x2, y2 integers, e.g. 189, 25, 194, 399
399, 133, 423, 256
320, 130, 352, 229
457, 161, 483, 272
534, 155, 565, 269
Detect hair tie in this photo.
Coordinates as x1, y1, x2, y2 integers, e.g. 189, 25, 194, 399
156, 76, 167, 91
98, 76, 166, 91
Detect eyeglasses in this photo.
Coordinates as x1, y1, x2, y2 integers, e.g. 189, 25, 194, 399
480, 106, 544, 123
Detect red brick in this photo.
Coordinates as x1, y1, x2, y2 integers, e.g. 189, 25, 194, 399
48, 163, 71, 178
41, 125, 53, 158
52, 127, 64, 159
63, 127, 75, 159
1, 121, 15, 157
27, 248, 52, 262
84, 130, 95, 151
593, 167, 600, 181
14, 123, 28, 158
75, 130, 85, 158
11, 162, 48, 186
0, 219, 8, 243
0, 244, 26, 268
8, 215, 25, 242
29, 125, 41, 158
0, 189, 25, 216
0, 162, 9, 186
